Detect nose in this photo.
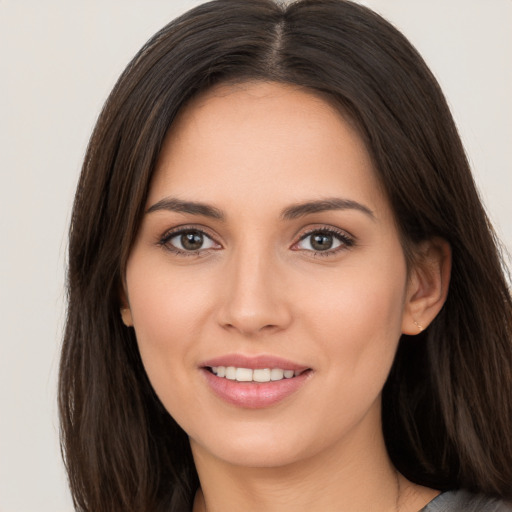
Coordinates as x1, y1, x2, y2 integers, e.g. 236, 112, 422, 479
216, 247, 293, 337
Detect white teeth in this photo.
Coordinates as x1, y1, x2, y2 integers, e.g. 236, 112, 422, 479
210, 366, 300, 382
270, 368, 284, 381
235, 368, 253, 381
253, 368, 271, 382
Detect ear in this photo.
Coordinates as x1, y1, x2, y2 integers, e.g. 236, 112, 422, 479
402, 238, 451, 335
119, 287, 134, 327
120, 307, 134, 327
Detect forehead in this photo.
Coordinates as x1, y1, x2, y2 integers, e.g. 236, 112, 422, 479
149, 81, 388, 219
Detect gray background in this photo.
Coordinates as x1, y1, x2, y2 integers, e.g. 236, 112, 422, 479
1, 1, 510, 510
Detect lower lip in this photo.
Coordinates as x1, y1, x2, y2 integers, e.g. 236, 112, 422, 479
201, 369, 311, 409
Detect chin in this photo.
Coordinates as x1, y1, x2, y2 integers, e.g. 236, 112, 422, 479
202, 439, 308, 469
188, 419, 317, 469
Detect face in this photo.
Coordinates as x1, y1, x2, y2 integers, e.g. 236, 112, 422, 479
123, 81, 415, 469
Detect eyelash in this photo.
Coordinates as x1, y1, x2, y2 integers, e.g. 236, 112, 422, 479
158, 225, 355, 257
158, 225, 220, 257
293, 227, 355, 257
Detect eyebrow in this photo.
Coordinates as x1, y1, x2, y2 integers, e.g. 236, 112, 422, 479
146, 196, 375, 221
281, 198, 375, 221
146, 198, 224, 219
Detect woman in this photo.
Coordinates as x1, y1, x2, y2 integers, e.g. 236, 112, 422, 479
59, 1, 512, 511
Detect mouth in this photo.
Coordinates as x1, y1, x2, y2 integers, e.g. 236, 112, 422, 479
206, 366, 308, 382
200, 355, 312, 408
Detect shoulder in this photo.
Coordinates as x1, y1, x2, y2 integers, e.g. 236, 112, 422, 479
421, 489, 512, 512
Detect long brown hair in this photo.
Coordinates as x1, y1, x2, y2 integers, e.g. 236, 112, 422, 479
59, 1, 512, 510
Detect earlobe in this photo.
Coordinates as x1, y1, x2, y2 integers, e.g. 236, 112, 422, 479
120, 307, 134, 327
402, 238, 451, 335
119, 287, 134, 327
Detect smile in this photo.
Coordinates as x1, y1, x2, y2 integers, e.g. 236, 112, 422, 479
210, 366, 300, 382
201, 356, 312, 408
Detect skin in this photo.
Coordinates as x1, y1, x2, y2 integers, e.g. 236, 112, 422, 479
122, 82, 450, 511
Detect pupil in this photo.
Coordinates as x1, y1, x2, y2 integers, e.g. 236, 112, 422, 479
311, 233, 333, 251
181, 232, 203, 250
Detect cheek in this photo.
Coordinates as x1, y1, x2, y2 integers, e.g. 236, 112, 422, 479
304, 252, 406, 323
127, 254, 213, 339
125, 259, 215, 399
300, 253, 408, 383
293, 259, 407, 438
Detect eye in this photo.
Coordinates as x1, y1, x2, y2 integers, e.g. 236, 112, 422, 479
160, 228, 220, 254
294, 228, 354, 254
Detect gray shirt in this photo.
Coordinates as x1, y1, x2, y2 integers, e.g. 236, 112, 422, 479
421, 490, 512, 511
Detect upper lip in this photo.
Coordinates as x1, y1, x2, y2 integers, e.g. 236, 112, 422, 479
201, 354, 311, 372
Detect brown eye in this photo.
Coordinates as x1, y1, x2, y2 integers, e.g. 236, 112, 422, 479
310, 233, 334, 251
166, 229, 218, 252
181, 232, 204, 250
295, 229, 354, 253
